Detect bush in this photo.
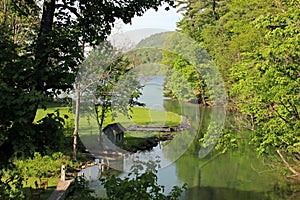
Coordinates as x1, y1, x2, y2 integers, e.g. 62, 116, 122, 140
0, 166, 25, 200
13, 152, 79, 178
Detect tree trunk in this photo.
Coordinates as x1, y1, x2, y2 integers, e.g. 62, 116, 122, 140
39, 0, 56, 35
211, 0, 219, 20
199, 84, 207, 106
29, 0, 56, 124
276, 149, 299, 176
95, 104, 106, 137
73, 83, 81, 160
99, 106, 106, 135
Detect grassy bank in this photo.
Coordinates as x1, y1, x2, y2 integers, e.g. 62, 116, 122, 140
35, 104, 182, 153
8, 105, 182, 199
35, 105, 182, 129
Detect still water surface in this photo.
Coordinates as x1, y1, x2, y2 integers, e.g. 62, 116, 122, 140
85, 76, 287, 199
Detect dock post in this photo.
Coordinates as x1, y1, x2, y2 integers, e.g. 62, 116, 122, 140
61, 165, 66, 181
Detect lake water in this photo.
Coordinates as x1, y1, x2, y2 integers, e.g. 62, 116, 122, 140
85, 76, 290, 199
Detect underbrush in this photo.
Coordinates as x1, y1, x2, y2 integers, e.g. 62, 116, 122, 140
13, 152, 80, 178
0, 151, 85, 199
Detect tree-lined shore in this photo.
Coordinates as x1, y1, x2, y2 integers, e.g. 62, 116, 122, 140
0, 0, 299, 199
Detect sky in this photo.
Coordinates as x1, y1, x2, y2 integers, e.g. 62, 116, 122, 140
122, 4, 183, 32
109, 4, 183, 47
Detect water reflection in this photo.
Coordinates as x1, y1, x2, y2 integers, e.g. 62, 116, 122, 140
88, 100, 286, 199
89, 76, 287, 199
163, 100, 284, 199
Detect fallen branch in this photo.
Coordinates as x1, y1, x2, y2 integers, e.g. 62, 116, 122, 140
276, 149, 300, 176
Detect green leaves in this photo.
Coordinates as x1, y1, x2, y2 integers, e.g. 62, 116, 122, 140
229, 1, 300, 154
177, 0, 300, 157
0, 167, 25, 200
0, 0, 176, 163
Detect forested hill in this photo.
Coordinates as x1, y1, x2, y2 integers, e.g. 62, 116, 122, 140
136, 32, 172, 48
126, 32, 173, 76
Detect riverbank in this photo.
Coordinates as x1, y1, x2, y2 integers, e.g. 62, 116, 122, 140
122, 115, 191, 152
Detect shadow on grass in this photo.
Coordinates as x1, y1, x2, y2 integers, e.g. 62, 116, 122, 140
23, 186, 56, 200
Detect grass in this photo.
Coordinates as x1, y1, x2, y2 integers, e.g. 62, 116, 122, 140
30, 104, 182, 198
97, 106, 182, 127
35, 105, 182, 131
35, 104, 182, 152
23, 177, 60, 200
122, 131, 162, 152
34, 104, 73, 124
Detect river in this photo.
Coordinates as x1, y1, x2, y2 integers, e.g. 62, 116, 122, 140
83, 76, 290, 199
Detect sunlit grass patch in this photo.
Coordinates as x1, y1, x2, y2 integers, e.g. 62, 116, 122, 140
35, 105, 182, 137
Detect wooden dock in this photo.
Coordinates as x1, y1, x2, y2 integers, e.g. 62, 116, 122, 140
126, 125, 175, 132
47, 180, 73, 200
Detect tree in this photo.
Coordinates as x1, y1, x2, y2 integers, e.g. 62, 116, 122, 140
73, 42, 144, 160
177, 0, 228, 42
0, 0, 175, 161
176, 0, 300, 172
231, 0, 300, 156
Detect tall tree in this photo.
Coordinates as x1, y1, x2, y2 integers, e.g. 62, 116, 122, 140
0, 0, 175, 161
73, 43, 144, 159
177, 0, 228, 42
177, 0, 300, 172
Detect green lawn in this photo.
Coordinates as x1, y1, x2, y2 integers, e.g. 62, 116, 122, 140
35, 105, 182, 130
35, 105, 73, 123
23, 177, 60, 200
108, 107, 182, 127
35, 104, 181, 153
31, 104, 182, 198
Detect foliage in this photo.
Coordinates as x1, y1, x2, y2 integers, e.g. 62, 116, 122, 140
0, 166, 25, 200
0, 0, 176, 164
34, 111, 68, 154
67, 176, 98, 200
13, 152, 79, 178
99, 159, 187, 200
177, 0, 300, 161
230, 1, 300, 154
1, 110, 68, 160
76, 42, 145, 137
163, 55, 202, 102
127, 31, 220, 105
177, 0, 229, 42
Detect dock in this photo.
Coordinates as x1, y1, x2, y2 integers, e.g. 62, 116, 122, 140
47, 180, 73, 200
126, 125, 175, 132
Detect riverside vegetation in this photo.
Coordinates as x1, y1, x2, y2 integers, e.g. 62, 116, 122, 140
1, 0, 300, 199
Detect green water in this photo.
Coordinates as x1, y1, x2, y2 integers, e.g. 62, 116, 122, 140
157, 100, 286, 200
137, 76, 288, 199
87, 76, 291, 199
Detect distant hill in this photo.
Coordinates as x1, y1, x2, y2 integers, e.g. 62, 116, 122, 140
136, 31, 173, 49
108, 28, 170, 50
126, 32, 174, 76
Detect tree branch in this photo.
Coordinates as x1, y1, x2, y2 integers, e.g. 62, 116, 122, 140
56, 3, 80, 18
273, 105, 291, 125
287, 99, 299, 120
276, 149, 300, 176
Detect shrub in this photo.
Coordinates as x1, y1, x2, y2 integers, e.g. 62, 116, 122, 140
0, 166, 25, 200
13, 152, 79, 178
